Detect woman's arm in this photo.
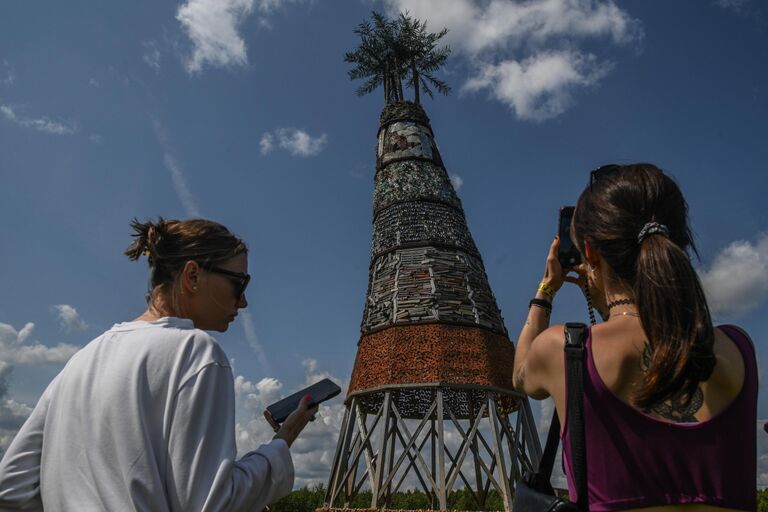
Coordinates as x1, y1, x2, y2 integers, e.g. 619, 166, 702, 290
165, 363, 295, 512
513, 237, 571, 399
0, 376, 60, 511
164, 362, 316, 512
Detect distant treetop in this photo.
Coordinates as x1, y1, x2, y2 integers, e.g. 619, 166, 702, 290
345, 11, 451, 105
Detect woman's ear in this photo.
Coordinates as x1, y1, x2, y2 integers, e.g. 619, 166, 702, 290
181, 260, 200, 292
583, 240, 601, 268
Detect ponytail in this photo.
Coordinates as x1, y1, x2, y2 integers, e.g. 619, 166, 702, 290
573, 164, 716, 411
634, 233, 715, 409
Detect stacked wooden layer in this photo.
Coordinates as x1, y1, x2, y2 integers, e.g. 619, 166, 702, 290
351, 100, 516, 401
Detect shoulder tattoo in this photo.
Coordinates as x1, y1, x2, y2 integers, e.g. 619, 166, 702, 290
641, 344, 704, 423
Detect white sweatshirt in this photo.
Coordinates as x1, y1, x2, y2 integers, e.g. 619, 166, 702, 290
0, 317, 294, 511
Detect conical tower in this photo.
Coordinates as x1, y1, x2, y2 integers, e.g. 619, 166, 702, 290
323, 102, 541, 511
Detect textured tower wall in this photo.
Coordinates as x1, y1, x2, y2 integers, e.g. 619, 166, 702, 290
349, 101, 515, 396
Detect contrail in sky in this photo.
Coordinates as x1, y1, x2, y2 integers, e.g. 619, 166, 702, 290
150, 116, 269, 372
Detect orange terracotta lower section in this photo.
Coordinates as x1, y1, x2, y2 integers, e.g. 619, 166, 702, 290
348, 324, 516, 394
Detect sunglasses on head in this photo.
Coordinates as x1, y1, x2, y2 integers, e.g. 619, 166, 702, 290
203, 265, 251, 299
589, 164, 622, 191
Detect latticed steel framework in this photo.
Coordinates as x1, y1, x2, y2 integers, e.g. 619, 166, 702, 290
322, 102, 540, 511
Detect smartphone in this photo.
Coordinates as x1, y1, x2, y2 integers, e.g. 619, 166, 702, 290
266, 378, 341, 423
557, 206, 581, 269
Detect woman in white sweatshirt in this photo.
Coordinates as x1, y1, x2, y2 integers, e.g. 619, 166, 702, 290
0, 217, 317, 511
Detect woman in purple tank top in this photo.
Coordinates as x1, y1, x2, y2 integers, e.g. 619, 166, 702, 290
513, 164, 757, 511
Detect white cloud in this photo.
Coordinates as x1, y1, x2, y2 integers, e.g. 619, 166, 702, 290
385, 0, 641, 56
0, 104, 76, 135
88, 78, 100, 88
384, 0, 641, 121
233, 358, 347, 487
259, 132, 274, 154
176, 0, 310, 73
0, 322, 80, 366
53, 304, 88, 332
177, 0, 255, 73
0, 322, 80, 452
89, 134, 103, 144
261, 128, 328, 157
143, 40, 161, 73
463, 50, 612, 121
699, 234, 768, 317
449, 173, 464, 191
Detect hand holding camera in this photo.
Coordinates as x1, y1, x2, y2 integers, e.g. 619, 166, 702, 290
553, 206, 608, 320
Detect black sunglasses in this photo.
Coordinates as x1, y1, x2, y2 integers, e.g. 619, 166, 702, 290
589, 164, 621, 191
204, 266, 251, 299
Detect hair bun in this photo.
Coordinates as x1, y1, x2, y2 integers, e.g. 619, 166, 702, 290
125, 218, 165, 264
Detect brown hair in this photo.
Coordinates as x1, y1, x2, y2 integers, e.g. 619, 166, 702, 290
125, 218, 247, 304
572, 164, 715, 410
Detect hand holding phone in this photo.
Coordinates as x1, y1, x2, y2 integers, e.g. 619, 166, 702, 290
264, 395, 318, 448
266, 378, 341, 423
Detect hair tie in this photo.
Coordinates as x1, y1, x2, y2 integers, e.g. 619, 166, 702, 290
637, 222, 669, 244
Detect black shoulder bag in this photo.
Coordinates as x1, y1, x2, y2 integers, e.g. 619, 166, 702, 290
513, 322, 589, 511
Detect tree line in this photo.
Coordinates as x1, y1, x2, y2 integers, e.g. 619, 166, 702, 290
269, 485, 768, 511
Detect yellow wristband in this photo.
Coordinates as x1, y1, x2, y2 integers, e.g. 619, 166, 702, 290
538, 282, 555, 298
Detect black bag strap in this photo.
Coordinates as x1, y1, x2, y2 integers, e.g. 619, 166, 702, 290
564, 322, 588, 510
529, 323, 588, 509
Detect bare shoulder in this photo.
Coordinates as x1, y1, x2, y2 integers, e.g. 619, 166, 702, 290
710, 325, 748, 396
526, 324, 567, 376
532, 324, 567, 353
514, 324, 567, 400
717, 324, 755, 351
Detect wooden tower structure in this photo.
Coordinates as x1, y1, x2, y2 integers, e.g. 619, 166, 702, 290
322, 102, 541, 511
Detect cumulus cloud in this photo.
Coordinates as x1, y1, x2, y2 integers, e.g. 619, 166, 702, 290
260, 128, 328, 157
384, 0, 641, 121
0, 322, 80, 452
385, 0, 641, 56
233, 358, 347, 487
177, 0, 253, 73
0, 322, 80, 366
699, 233, 768, 317
176, 0, 309, 73
0, 104, 76, 135
449, 173, 464, 191
464, 50, 612, 121
259, 132, 274, 154
53, 304, 88, 332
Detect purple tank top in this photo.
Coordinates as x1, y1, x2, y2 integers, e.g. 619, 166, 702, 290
562, 325, 757, 511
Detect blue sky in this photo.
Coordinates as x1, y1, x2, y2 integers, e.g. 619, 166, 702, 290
1, 0, 767, 488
